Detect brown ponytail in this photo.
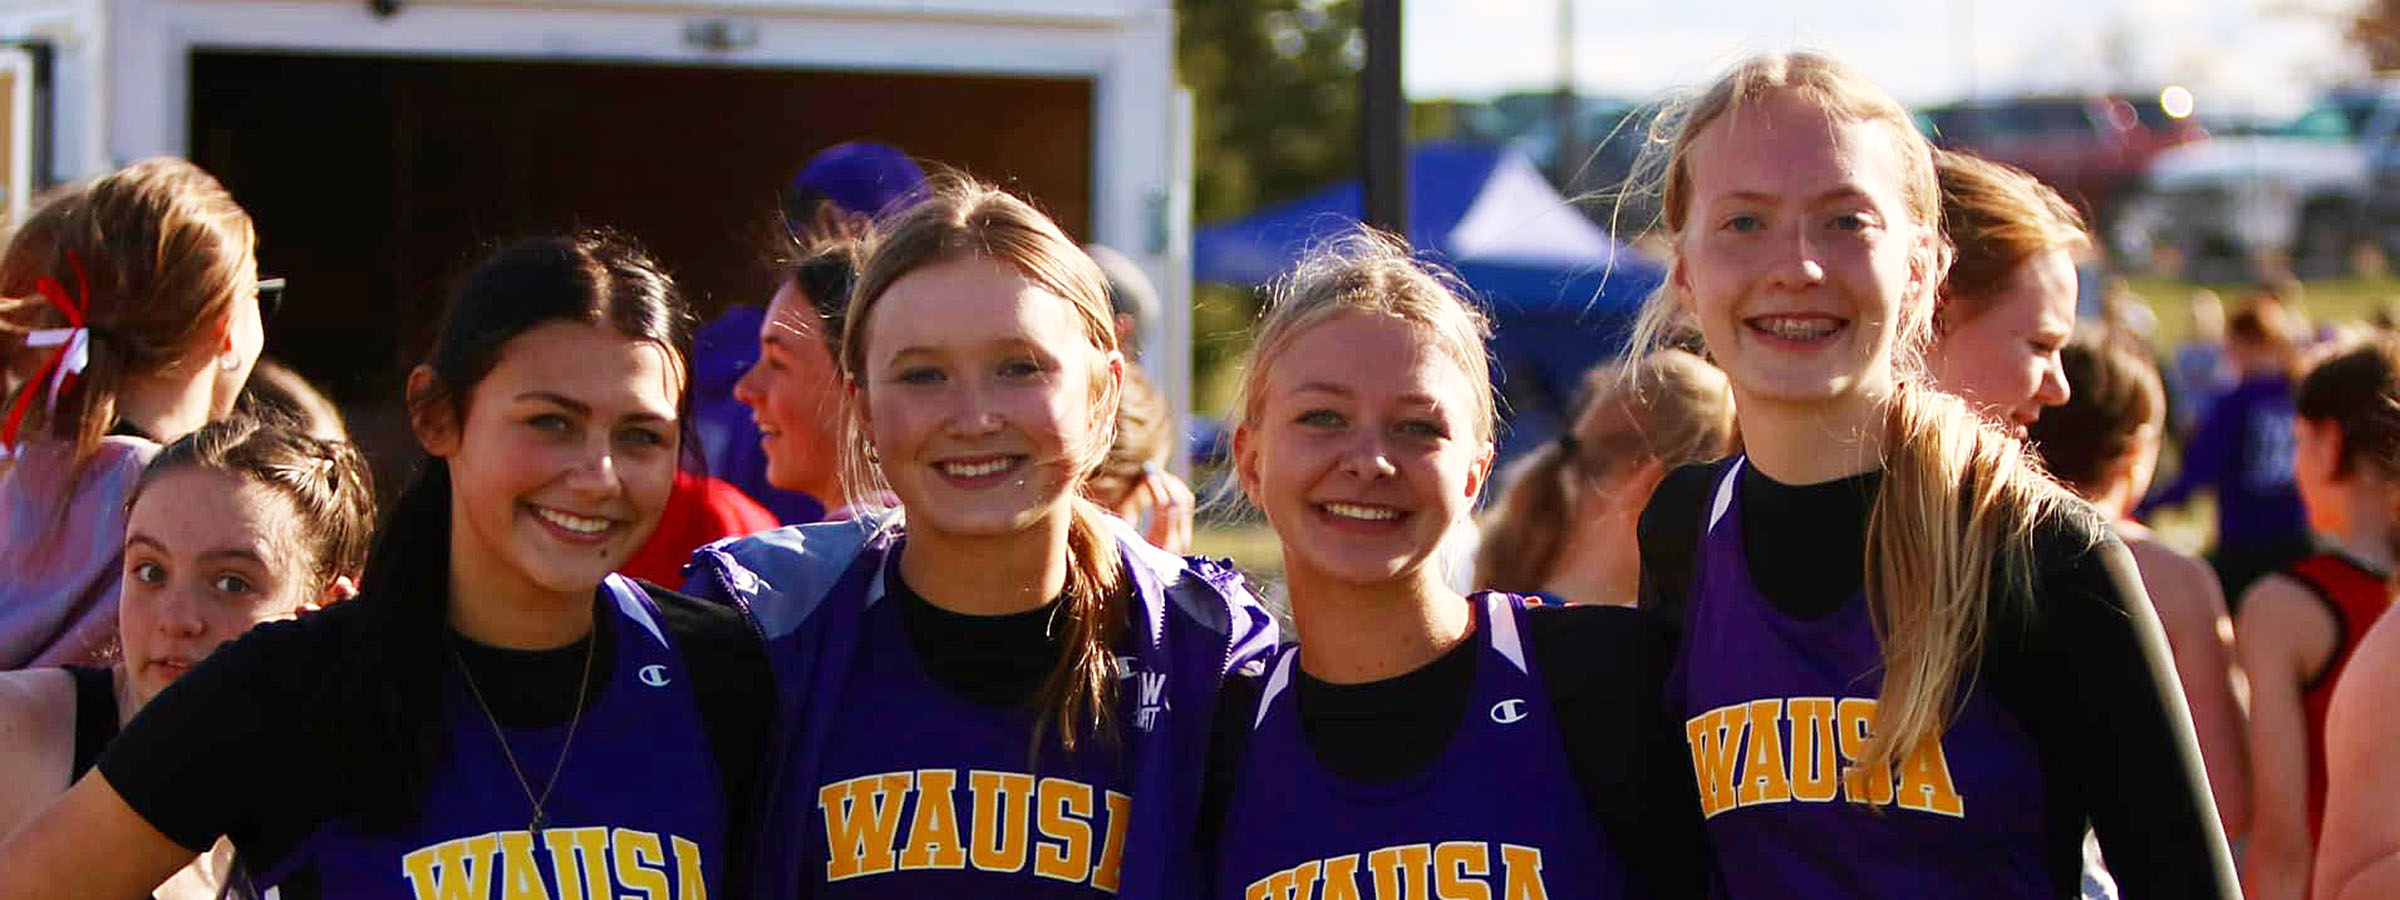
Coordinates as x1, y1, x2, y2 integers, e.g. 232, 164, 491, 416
2294, 335, 2400, 564
0, 158, 256, 463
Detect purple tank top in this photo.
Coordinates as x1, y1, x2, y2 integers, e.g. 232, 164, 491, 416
810, 560, 1134, 898
1213, 592, 1632, 900
1672, 460, 2049, 898
258, 575, 724, 898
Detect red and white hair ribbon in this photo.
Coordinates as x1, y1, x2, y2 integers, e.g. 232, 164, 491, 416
2, 250, 94, 453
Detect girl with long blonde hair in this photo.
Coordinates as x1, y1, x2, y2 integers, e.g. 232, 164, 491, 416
1628, 51, 2235, 898
684, 176, 1275, 898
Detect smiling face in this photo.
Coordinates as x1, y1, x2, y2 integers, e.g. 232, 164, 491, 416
118, 467, 318, 705
854, 254, 1119, 540
1236, 312, 1494, 589
1673, 92, 1936, 415
1929, 248, 2077, 437
734, 279, 846, 501
420, 320, 682, 605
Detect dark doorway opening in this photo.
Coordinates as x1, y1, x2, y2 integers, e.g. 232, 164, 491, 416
190, 50, 1093, 485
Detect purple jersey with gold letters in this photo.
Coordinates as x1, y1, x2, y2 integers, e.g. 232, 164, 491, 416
1671, 460, 2049, 898
810, 557, 1136, 898
1212, 592, 1633, 900
254, 575, 723, 899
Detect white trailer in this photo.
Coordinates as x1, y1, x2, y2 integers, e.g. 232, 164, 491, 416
0, 0, 1191, 459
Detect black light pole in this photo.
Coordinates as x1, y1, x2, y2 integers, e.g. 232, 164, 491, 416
1360, 0, 1407, 237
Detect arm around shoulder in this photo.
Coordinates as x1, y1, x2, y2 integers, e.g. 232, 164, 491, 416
2313, 611, 2400, 900
0, 771, 200, 900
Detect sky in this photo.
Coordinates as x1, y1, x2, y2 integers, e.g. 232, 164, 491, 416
1404, 0, 2366, 117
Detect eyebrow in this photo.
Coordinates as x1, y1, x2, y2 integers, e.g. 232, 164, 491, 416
1714, 187, 1875, 207
1291, 381, 1445, 408
517, 391, 674, 424
126, 533, 270, 567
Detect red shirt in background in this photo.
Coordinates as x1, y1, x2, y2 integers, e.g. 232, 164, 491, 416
620, 469, 777, 586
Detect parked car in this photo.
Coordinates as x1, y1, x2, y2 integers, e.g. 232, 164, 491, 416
2116, 80, 2400, 277
1921, 93, 2208, 229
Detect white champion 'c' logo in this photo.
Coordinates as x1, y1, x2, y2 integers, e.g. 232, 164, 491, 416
1489, 698, 1529, 724
638, 664, 671, 688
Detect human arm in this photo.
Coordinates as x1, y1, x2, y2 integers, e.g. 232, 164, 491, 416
0, 669, 74, 840
2312, 611, 2400, 900
1125, 465, 1194, 556
2137, 395, 2233, 516
2131, 540, 2250, 833
0, 771, 201, 899
2233, 575, 2336, 900
2028, 525, 2238, 899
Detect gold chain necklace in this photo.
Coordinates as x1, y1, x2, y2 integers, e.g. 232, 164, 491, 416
449, 631, 596, 838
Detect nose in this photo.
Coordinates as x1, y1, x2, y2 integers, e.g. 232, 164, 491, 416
733, 356, 765, 409
159, 587, 209, 639
1340, 432, 1399, 480
2036, 357, 2071, 408
564, 434, 624, 497
1767, 222, 1827, 291
946, 381, 1006, 437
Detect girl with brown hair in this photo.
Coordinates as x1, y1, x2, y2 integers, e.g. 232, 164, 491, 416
1475, 349, 1735, 605
2236, 336, 2400, 900
1628, 51, 2234, 898
0, 416, 374, 897
1926, 149, 2088, 438
0, 231, 776, 900
2027, 339, 2248, 834
684, 175, 1276, 898
0, 157, 267, 670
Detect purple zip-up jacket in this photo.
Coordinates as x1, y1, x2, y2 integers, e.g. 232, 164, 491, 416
683, 512, 1278, 900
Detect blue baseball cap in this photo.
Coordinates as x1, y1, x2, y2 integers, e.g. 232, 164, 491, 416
787, 141, 927, 220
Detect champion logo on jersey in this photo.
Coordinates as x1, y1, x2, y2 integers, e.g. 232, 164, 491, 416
1489, 698, 1529, 724
638, 664, 671, 688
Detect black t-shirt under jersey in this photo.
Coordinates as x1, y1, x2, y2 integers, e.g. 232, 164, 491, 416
96, 581, 772, 878
1636, 459, 2237, 900
1204, 602, 1710, 899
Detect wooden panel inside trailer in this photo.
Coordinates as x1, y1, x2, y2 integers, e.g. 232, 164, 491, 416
189, 51, 1094, 414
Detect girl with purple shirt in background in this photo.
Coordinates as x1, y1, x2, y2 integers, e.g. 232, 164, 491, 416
2138, 299, 2312, 603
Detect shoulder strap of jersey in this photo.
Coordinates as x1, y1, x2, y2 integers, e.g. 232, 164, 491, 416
2282, 553, 2363, 691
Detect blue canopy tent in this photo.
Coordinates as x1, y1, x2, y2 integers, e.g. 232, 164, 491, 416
1194, 141, 1663, 462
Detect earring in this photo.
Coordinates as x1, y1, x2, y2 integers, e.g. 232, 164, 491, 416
864, 441, 880, 465
218, 352, 240, 372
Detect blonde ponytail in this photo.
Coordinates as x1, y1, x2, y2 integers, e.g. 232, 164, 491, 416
1858, 382, 2081, 776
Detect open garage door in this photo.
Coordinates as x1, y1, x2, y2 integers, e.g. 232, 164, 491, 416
191, 51, 1093, 419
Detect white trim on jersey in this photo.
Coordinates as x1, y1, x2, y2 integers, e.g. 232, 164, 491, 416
1708, 457, 1746, 532
1255, 651, 1297, 730
605, 573, 670, 649
1486, 592, 1528, 675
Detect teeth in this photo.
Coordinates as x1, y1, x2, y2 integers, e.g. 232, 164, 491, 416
1323, 502, 1399, 521
535, 507, 610, 534
1756, 317, 1839, 340
942, 459, 1013, 478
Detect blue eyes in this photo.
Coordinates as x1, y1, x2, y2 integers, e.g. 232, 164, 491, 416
1719, 213, 1873, 232
891, 359, 1047, 385
1293, 409, 1446, 440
